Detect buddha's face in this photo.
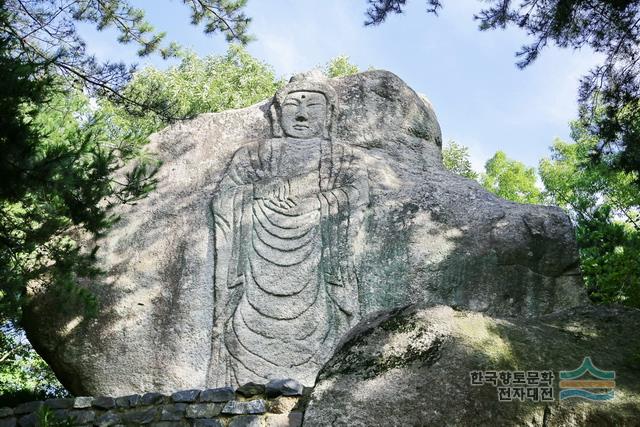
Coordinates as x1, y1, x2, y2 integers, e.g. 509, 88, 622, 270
280, 91, 328, 139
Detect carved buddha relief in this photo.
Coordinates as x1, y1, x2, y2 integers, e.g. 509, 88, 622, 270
208, 72, 370, 386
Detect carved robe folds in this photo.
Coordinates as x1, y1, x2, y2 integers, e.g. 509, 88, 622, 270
209, 137, 369, 386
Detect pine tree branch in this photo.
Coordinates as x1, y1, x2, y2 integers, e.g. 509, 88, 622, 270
0, 342, 25, 364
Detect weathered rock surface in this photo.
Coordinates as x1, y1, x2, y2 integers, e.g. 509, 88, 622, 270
304, 304, 640, 426
24, 70, 585, 395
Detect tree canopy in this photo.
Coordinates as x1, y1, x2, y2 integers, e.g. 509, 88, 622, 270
540, 121, 640, 307
0, 325, 66, 406
103, 45, 284, 137
0, 0, 255, 332
481, 151, 543, 205
442, 140, 478, 180
0, 0, 255, 404
441, 142, 542, 204
324, 55, 360, 78
2, 0, 251, 116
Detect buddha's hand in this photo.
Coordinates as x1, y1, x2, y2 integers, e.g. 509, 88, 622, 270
253, 177, 295, 208
288, 170, 321, 199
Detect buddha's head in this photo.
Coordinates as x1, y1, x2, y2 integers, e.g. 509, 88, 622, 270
271, 70, 338, 139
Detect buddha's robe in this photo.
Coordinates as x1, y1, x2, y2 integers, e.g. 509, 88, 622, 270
207, 137, 369, 386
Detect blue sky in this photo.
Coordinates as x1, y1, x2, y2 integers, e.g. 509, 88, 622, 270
78, 0, 602, 173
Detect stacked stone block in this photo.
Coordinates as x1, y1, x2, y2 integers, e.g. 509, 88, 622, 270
0, 379, 306, 427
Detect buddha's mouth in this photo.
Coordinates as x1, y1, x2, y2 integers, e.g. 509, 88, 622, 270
293, 124, 309, 130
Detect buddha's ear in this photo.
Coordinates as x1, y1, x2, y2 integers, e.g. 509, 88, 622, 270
270, 102, 283, 137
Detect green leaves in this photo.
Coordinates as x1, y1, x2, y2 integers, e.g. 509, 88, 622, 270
540, 120, 640, 307
442, 140, 478, 180
4, 0, 252, 117
110, 45, 283, 134
0, 0, 261, 405
481, 151, 542, 205
70, 0, 252, 54
442, 142, 541, 204
0, 85, 156, 324
575, 208, 640, 307
324, 56, 360, 78
184, 0, 253, 44
0, 323, 68, 407
0, 38, 160, 404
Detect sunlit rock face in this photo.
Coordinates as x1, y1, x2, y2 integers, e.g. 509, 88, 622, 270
304, 304, 640, 426
24, 70, 586, 396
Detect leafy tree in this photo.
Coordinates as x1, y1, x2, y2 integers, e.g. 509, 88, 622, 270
481, 151, 542, 204
442, 142, 541, 203
442, 140, 478, 180
108, 45, 284, 135
576, 210, 640, 307
364, 0, 640, 180
2, 0, 251, 115
0, 323, 67, 407
324, 55, 360, 78
540, 122, 640, 307
1, 43, 283, 402
0, 80, 157, 328
0, 69, 159, 404
0, 0, 253, 404
108, 49, 357, 137
1, 0, 255, 329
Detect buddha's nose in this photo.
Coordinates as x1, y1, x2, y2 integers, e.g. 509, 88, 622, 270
296, 105, 308, 121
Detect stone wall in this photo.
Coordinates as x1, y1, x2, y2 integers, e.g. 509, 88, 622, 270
0, 380, 306, 427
